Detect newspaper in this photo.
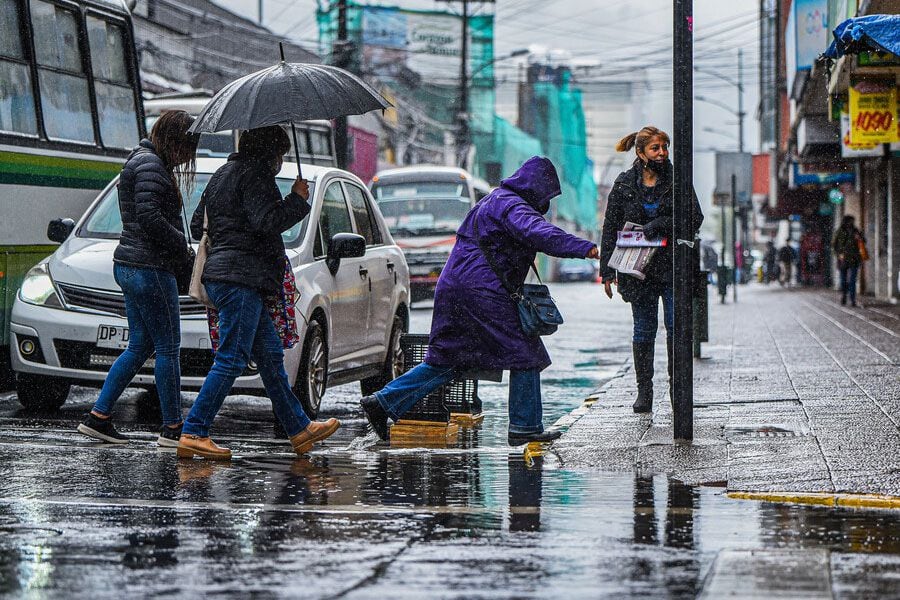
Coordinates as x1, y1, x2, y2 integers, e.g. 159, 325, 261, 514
607, 222, 664, 280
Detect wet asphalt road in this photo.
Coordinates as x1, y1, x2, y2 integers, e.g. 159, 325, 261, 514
2, 282, 900, 598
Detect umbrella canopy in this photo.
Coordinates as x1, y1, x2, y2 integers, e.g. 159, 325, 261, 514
823, 14, 900, 59
188, 62, 391, 134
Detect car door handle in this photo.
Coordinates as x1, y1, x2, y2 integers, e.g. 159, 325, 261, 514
359, 266, 369, 277
387, 261, 395, 271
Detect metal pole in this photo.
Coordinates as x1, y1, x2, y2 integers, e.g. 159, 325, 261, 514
720, 190, 727, 304
334, 0, 349, 169
458, 0, 469, 167
673, 0, 694, 442
737, 49, 745, 154
258, 0, 263, 24
731, 173, 738, 302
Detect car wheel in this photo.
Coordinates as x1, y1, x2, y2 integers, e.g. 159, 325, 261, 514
360, 315, 405, 396
294, 320, 327, 420
15, 373, 70, 411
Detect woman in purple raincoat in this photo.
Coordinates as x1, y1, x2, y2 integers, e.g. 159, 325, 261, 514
360, 157, 598, 445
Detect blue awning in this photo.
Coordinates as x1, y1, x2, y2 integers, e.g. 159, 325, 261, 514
823, 14, 900, 59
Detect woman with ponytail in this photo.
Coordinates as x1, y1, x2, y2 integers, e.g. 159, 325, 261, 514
598, 126, 703, 414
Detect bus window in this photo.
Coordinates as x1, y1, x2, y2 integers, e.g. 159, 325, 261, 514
309, 129, 331, 157
88, 18, 138, 148
0, 0, 38, 135
30, 0, 94, 143
87, 16, 139, 148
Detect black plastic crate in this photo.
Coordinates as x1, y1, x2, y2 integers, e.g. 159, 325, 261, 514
399, 334, 481, 421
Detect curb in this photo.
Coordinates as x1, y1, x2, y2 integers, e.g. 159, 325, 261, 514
728, 491, 900, 510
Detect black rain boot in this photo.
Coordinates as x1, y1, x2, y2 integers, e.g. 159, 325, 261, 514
667, 337, 674, 411
632, 341, 655, 413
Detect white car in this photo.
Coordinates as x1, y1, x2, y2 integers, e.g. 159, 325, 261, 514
10, 158, 410, 418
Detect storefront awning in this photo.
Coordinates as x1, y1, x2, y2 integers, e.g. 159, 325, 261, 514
824, 15, 900, 59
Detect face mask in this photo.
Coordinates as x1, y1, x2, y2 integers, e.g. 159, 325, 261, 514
644, 157, 672, 176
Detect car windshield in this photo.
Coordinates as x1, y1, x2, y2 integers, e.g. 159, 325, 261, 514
376, 196, 471, 237
78, 174, 310, 246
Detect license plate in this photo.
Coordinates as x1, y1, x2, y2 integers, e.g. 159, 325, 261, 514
96, 324, 129, 349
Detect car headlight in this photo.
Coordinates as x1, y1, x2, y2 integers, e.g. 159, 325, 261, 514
19, 263, 64, 308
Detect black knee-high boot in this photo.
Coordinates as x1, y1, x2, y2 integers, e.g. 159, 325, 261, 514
632, 341, 655, 413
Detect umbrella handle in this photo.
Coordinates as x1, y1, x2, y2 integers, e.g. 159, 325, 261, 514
289, 121, 303, 179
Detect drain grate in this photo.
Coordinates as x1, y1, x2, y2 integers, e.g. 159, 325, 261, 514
725, 424, 810, 438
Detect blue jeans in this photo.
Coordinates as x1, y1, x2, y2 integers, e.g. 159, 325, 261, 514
183, 282, 311, 438
374, 363, 544, 434
93, 264, 182, 426
631, 283, 674, 343
839, 265, 859, 304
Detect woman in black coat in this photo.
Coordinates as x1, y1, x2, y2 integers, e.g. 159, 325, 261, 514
598, 126, 703, 414
78, 110, 198, 446
178, 126, 340, 460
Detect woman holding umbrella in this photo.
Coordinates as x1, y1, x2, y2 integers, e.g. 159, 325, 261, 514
177, 126, 339, 460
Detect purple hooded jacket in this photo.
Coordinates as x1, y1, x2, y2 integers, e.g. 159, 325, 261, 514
424, 157, 596, 371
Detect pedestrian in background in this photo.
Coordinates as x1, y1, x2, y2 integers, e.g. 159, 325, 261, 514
777, 244, 794, 287
833, 215, 865, 306
763, 241, 777, 284
179, 126, 339, 460
359, 157, 598, 445
599, 126, 703, 414
77, 110, 198, 446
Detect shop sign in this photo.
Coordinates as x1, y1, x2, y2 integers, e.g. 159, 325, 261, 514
857, 51, 900, 67
841, 109, 885, 158
849, 78, 899, 145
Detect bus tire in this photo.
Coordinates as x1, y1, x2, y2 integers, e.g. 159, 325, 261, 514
16, 373, 70, 411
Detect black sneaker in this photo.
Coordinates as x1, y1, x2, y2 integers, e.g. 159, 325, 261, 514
360, 395, 390, 440
508, 429, 562, 446
158, 423, 183, 448
77, 413, 129, 444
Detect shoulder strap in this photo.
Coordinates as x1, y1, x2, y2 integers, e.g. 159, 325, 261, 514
473, 203, 542, 297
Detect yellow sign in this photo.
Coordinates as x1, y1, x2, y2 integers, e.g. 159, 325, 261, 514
849, 79, 899, 145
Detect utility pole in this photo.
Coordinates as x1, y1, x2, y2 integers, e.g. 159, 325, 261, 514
731, 173, 738, 303
738, 49, 745, 153
334, 0, 349, 169
459, 0, 469, 167
438, 0, 494, 167
673, 0, 694, 442
258, 0, 263, 24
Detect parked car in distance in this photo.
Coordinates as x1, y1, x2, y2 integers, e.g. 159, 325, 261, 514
370, 165, 492, 302
556, 258, 598, 282
10, 158, 410, 419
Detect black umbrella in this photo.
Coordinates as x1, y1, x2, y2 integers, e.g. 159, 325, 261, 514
188, 45, 390, 177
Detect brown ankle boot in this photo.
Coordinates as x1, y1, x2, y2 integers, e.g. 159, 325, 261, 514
290, 418, 341, 454
176, 434, 232, 460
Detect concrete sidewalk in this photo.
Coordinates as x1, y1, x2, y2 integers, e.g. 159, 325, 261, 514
555, 284, 900, 498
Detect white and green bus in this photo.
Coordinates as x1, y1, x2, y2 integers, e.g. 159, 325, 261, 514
0, 0, 145, 383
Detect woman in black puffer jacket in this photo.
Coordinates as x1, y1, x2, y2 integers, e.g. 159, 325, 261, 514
598, 126, 703, 415
78, 110, 198, 446
177, 126, 340, 460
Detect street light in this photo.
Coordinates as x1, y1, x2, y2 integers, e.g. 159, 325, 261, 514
693, 49, 745, 152
702, 126, 738, 141
695, 95, 737, 116
470, 48, 529, 80
457, 48, 529, 166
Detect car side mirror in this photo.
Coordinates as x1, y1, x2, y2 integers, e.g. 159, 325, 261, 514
326, 233, 366, 275
47, 218, 75, 244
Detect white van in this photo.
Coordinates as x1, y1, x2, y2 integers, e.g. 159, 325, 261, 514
369, 166, 492, 302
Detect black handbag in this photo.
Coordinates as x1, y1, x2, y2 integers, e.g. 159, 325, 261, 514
473, 209, 563, 337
